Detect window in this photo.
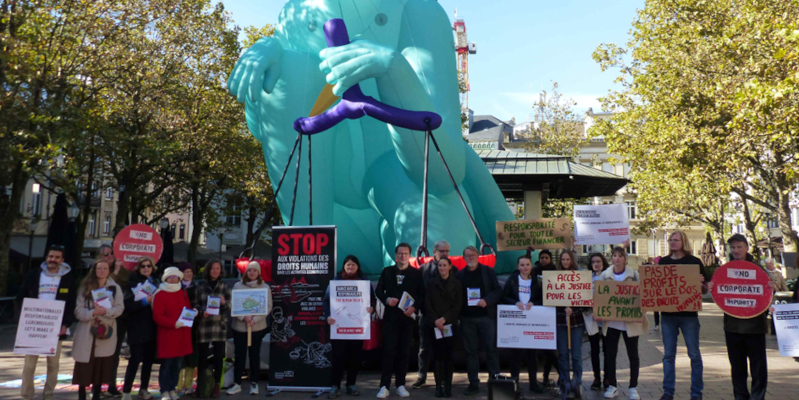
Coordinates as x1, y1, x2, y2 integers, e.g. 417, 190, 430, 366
103, 213, 111, 235
226, 198, 242, 227
179, 224, 185, 240
30, 183, 41, 216
626, 201, 637, 220
105, 187, 113, 200
90, 183, 99, 199
629, 240, 638, 255
767, 217, 779, 229
647, 239, 657, 258
88, 211, 97, 237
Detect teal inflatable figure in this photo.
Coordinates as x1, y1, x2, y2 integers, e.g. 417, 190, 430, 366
227, 0, 525, 275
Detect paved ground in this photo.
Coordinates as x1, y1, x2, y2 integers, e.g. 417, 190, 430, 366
1, 301, 797, 400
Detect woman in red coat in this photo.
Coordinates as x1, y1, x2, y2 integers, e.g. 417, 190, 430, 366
153, 267, 194, 400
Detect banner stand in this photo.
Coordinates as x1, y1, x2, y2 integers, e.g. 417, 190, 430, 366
264, 386, 330, 397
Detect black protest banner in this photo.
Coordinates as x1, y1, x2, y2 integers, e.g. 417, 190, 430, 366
268, 226, 336, 391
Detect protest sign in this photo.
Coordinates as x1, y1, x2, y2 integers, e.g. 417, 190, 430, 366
496, 305, 556, 350
14, 298, 65, 356
573, 204, 630, 245
330, 280, 371, 340
711, 260, 773, 318
113, 224, 163, 270
495, 218, 572, 251
231, 288, 270, 317
270, 225, 335, 391
640, 264, 703, 312
542, 270, 593, 307
593, 281, 644, 322
774, 304, 799, 356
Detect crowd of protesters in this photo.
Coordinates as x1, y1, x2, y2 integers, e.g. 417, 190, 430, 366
16, 230, 788, 400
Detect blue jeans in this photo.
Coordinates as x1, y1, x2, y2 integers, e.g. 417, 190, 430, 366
159, 357, 183, 394
556, 325, 584, 391
661, 314, 703, 398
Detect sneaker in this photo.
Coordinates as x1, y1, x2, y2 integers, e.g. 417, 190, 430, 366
328, 386, 340, 399
396, 385, 410, 398
137, 390, 153, 400
346, 386, 360, 396
659, 395, 674, 400
464, 383, 479, 396
411, 377, 426, 389
226, 384, 242, 395
544, 379, 557, 390
604, 385, 618, 398
168, 391, 179, 400
122, 394, 132, 400
629, 387, 640, 400
249, 383, 259, 395
106, 388, 123, 398
376, 387, 389, 399
653, 325, 659, 331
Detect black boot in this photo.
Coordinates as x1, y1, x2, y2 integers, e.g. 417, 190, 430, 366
443, 361, 454, 398
79, 386, 87, 400
434, 363, 444, 398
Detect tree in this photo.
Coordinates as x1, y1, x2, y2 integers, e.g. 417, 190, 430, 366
592, 0, 799, 252
522, 81, 586, 160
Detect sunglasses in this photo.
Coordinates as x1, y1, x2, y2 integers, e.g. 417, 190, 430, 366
140, 264, 153, 268
102, 252, 113, 256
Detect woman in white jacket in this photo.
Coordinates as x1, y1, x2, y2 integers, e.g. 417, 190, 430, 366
73, 260, 125, 400
595, 247, 648, 400
226, 262, 273, 395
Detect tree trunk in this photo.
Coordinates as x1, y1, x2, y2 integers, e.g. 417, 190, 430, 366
114, 180, 130, 236
741, 199, 761, 262
187, 183, 201, 266
776, 191, 799, 253
0, 164, 29, 296
245, 203, 257, 246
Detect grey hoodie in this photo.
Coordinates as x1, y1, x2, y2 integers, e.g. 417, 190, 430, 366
38, 262, 72, 300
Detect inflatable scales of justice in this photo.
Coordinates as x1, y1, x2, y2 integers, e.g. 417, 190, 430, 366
227, 0, 524, 275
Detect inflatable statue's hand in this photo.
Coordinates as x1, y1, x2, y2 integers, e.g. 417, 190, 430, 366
227, 37, 284, 103
319, 40, 396, 97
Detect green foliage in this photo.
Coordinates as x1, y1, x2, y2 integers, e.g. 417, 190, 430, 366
522, 81, 586, 161
592, 0, 799, 252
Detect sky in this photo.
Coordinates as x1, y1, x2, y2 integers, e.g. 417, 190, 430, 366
220, 0, 644, 123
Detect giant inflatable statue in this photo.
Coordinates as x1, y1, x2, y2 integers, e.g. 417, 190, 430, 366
227, 0, 524, 275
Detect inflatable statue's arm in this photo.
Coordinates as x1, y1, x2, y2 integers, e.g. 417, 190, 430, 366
227, 37, 284, 103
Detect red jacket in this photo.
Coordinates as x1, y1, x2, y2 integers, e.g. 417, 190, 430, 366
153, 289, 193, 359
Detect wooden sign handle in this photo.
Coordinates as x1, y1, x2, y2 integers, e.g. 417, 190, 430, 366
247, 324, 252, 347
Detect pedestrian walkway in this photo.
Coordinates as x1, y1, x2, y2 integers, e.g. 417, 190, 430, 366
0, 302, 796, 399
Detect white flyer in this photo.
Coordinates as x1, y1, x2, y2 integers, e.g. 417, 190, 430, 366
206, 296, 221, 315
434, 324, 453, 339
91, 288, 113, 309
773, 303, 799, 356
179, 307, 198, 327
467, 288, 481, 306
330, 280, 371, 340
14, 298, 65, 356
399, 291, 415, 312
496, 305, 556, 350
573, 204, 630, 245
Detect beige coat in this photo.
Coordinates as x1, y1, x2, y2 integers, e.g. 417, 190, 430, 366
73, 278, 125, 363
230, 281, 273, 333
597, 266, 649, 337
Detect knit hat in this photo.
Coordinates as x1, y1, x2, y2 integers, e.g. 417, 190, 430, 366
246, 261, 261, 275
162, 266, 184, 281
177, 262, 193, 273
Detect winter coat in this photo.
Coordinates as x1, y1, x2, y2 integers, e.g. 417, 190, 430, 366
375, 265, 425, 324
231, 281, 273, 333
192, 279, 232, 343
597, 266, 649, 337
123, 272, 160, 345
152, 289, 193, 359
501, 270, 540, 306
72, 278, 125, 363
17, 262, 77, 340
424, 275, 463, 328
454, 263, 502, 319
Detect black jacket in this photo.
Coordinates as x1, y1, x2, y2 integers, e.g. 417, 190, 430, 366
123, 272, 161, 345
419, 259, 440, 313
455, 263, 502, 319
501, 270, 540, 306
323, 270, 376, 318
531, 261, 557, 305
375, 265, 424, 324
723, 256, 769, 335
17, 263, 77, 340
424, 275, 462, 328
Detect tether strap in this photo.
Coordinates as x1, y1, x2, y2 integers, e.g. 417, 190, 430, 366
416, 128, 431, 259
308, 135, 313, 225
289, 133, 303, 226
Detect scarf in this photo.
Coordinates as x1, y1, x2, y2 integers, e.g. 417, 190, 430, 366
342, 271, 359, 280
245, 280, 261, 288
159, 282, 181, 293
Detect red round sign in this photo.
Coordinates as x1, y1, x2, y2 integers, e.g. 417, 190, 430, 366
113, 224, 164, 271
711, 260, 773, 319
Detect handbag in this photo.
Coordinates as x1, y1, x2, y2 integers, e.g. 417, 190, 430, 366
362, 313, 383, 351
90, 317, 114, 339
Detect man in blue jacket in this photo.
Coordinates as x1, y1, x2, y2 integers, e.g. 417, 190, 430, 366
456, 245, 501, 395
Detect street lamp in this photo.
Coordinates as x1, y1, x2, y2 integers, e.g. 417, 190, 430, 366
160, 218, 170, 232
68, 203, 80, 221
28, 218, 38, 272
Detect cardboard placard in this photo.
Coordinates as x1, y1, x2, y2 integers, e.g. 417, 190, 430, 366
593, 281, 644, 322
14, 298, 65, 356
640, 264, 703, 312
542, 270, 593, 307
495, 218, 572, 251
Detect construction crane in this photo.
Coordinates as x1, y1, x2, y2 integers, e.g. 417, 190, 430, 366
453, 9, 476, 115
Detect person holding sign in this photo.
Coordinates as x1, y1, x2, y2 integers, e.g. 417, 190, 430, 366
455, 246, 502, 396
424, 257, 463, 398
553, 250, 588, 400
72, 260, 125, 400
228, 261, 273, 395
529, 248, 560, 389
584, 253, 609, 391
153, 267, 194, 400
707, 234, 776, 400
596, 247, 647, 400
655, 231, 707, 400
500, 254, 545, 394
17, 245, 77, 400
413, 240, 450, 390
192, 259, 232, 398
375, 243, 425, 399
121, 257, 160, 400
324, 255, 375, 399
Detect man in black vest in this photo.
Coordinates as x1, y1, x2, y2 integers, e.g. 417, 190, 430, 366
456, 245, 501, 395
413, 240, 450, 389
